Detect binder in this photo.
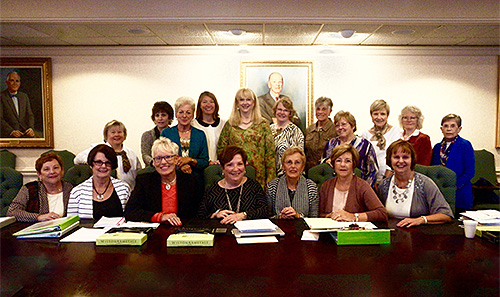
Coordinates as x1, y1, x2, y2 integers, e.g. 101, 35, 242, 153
13, 215, 80, 237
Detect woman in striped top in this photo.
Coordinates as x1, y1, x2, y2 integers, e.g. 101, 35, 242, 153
67, 144, 130, 221
267, 147, 318, 219
198, 145, 270, 224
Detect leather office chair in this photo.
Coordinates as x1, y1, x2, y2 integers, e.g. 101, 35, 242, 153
64, 164, 117, 186
414, 164, 457, 213
0, 167, 23, 216
307, 163, 362, 190
0, 150, 16, 169
137, 166, 156, 175
203, 164, 256, 189
471, 149, 499, 210
44, 149, 76, 171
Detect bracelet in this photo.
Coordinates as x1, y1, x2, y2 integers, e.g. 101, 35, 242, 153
354, 213, 359, 222
242, 212, 248, 219
421, 215, 428, 224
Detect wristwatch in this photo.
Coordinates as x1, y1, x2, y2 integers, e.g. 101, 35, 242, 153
354, 213, 359, 222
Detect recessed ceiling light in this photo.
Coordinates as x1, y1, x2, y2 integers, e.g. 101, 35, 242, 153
128, 28, 147, 34
229, 29, 246, 36
340, 29, 355, 38
392, 29, 415, 35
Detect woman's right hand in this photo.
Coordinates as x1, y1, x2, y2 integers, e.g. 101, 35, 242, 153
161, 213, 182, 226
213, 209, 236, 219
37, 212, 61, 221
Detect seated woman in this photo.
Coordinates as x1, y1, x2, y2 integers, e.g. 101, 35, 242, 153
270, 98, 304, 176
161, 96, 209, 181
379, 140, 453, 227
68, 144, 130, 220
319, 144, 387, 222
141, 101, 174, 166
191, 91, 226, 165
74, 120, 141, 190
7, 152, 73, 222
124, 137, 201, 225
198, 145, 270, 224
267, 147, 318, 219
323, 110, 378, 187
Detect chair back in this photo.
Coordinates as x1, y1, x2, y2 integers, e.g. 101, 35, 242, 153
137, 166, 156, 175
204, 164, 256, 189
307, 163, 362, 190
0, 150, 16, 169
414, 164, 456, 213
44, 150, 76, 171
64, 164, 93, 186
472, 149, 497, 186
0, 167, 23, 216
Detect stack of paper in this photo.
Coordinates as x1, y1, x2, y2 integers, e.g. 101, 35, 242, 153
232, 219, 283, 244
13, 215, 80, 239
304, 218, 377, 232
93, 216, 125, 228
461, 210, 500, 225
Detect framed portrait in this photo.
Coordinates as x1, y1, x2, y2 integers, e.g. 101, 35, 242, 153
240, 61, 313, 131
0, 57, 54, 148
497, 56, 500, 148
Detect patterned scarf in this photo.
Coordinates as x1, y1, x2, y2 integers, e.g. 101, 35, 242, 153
370, 123, 390, 150
439, 136, 458, 166
274, 175, 309, 216
116, 151, 131, 173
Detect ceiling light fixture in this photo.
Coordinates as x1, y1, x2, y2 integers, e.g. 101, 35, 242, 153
229, 29, 246, 36
340, 29, 355, 38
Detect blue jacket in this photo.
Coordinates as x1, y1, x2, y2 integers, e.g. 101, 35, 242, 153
431, 136, 475, 209
160, 125, 209, 170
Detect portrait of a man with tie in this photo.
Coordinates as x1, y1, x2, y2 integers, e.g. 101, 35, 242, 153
0, 71, 36, 138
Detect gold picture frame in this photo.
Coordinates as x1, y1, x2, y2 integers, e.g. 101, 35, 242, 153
240, 61, 314, 131
497, 56, 500, 148
0, 57, 54, 148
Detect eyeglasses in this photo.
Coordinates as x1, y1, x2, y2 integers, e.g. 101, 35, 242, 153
153, 155, 176, 163
402, 116, 417, 121
93, 160, 112, 167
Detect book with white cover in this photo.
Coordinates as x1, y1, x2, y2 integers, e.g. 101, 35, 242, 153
304, 218, 377, 232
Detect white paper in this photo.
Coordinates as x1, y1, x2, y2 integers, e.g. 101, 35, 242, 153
121, 221, 160, 229
60, 227, 107, 242
93, 217, 126, 228
304, 218, 377, 232
461, 210, 500, 225
236, 236, 278, 244
234, 219, 277, 232
301, 230, 320, 241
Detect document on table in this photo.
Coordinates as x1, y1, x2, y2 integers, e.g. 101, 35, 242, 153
461, 210, 500, 225
234, 219, 277, 232
236, 236, 278, 244
303, 218, 377, 232
60, 227, 107, 242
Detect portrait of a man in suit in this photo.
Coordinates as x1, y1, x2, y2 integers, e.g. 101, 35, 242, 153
0, 71, 36, 138
258, 72, 301, 128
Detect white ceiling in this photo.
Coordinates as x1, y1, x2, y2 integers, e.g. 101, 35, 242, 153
1, 0, 499, 47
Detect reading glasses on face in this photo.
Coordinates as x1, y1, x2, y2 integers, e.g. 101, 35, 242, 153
93, 160, 112, 167
154, 155, 176, 163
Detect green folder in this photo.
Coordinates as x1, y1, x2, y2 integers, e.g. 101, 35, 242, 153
13, 215, 80, 237
331, 229, 391, 245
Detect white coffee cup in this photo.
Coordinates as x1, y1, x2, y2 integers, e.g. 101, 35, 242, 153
463, 220, 478, 239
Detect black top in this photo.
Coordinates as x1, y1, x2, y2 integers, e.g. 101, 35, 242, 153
93, 190, 123, 221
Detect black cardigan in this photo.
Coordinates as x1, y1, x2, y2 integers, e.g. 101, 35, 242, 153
124, 170, 202, 222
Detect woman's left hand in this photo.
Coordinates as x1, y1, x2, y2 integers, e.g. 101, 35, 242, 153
328, 210, 355, 222
179, 164, 192, 174
396, 217, 425, 228
279, 207, 299, 219
220, 212, 246, 225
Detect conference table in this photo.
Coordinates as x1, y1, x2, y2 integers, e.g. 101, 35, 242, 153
1, 219, 498, 297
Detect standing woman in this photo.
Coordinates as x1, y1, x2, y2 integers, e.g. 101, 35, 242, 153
322, 111, 378, 187
304, 97, 336, 172
319, 144, 387, 222
125, 137, 202, 225
198, 145, 269, 224
141, 101, 174, 166
217, 88, 276, 188
267, 147, 318, 219
270, 98, 304, 176
74, 120, 142, 190
362, 100, 400, 183
68, 145, 130, 220
161, 96, 209, 179
191, 91, 226, 165
8, 152, 73, 222
399, 105, 432, 166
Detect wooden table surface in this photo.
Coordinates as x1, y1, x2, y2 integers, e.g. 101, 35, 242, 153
1, 219, 498, 297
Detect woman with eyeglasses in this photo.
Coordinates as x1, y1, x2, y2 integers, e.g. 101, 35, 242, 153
399, 105, 432, 166
217, 88, 276, 188
124, 137, 202, 225
68, 144, 130, 220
